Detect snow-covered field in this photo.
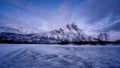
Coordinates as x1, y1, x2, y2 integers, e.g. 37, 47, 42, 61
0, 44, 120, 68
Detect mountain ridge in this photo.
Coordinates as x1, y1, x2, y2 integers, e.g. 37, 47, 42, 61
0, 23, 103, 44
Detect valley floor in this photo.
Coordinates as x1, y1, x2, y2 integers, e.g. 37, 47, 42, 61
0, 44, 120, 68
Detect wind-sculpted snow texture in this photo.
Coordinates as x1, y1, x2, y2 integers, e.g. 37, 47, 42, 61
0, 44, 120, 68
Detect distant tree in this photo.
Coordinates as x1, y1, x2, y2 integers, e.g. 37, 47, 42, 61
98, 33, 103, 41
88, 36, 92, 41
104, 33, 109, 41
97, 33, 109, 41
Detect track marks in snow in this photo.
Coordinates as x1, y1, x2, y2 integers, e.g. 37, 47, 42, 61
0, 48, 93, 68
0, 46, 120, 68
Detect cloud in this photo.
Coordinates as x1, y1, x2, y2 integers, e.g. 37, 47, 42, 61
104, 21, 120, 32
49, 1, 71, 24
1, 0, 120, 34
85, 13, 120, 32
69, 0, 120, 36
78, 0, 120, 23
2, 0, 80, 29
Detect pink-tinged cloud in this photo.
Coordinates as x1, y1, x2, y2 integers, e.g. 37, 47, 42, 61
4, 0, 73, 30
47, 1, 72, 27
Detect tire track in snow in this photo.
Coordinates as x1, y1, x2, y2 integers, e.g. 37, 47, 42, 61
0, 47, 93, 68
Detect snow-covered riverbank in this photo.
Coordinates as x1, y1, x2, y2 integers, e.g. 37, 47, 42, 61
0, 44, 120, 68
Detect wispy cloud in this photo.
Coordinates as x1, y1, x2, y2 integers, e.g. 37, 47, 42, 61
2, 0, 73, 30
1, 0, 120, 39
77, 0, 120, 23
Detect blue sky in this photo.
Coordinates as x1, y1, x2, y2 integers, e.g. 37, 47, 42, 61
0, 0, 120, 39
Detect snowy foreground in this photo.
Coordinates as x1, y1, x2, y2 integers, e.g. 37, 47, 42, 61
0, 44, 120, 68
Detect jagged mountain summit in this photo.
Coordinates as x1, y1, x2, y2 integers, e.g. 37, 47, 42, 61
45, 23, 99, 42
0, 23, 101, 44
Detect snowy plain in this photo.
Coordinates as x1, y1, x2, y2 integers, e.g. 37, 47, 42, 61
0, 44, 120, 68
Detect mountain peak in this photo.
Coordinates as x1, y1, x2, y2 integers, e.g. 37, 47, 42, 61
0, 22, 103, 44
46, 23, 99, 42
65, 23, 82, 32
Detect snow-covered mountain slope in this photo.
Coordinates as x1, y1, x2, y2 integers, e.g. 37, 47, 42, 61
0, 32, 58, 44
44, 23, 99, 42
0, 44, 120, 68
0, 22, 101, 44
0, 15, 37, 34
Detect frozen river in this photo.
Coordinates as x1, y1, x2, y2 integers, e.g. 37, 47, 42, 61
0, 44, 120, 68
